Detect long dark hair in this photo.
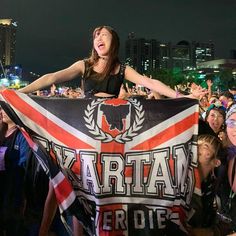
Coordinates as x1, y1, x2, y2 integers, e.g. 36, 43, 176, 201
86, 26, 120, 80
0, 122, 7, 145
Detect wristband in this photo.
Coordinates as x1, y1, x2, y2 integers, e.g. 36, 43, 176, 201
176, 90, 180, 98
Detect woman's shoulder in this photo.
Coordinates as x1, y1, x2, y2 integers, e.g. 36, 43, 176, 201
65, 59, 86, 77
82, 58, 94, 68
70, 59, 86, 68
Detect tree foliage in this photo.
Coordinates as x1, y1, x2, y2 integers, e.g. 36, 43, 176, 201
148, 68, 185, 89
147, 67, 234, 92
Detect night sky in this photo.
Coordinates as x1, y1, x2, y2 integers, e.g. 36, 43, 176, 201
1, 0, 236, 75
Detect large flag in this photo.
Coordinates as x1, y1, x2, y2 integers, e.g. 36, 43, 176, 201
0, 89, 200, 236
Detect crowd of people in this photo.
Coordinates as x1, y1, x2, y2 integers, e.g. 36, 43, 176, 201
186, 84, 236, 236
0, 25, 236, 236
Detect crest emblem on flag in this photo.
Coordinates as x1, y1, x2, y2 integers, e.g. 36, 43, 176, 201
84, 98, 145, 143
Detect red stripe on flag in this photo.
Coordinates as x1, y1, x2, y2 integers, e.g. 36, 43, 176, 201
170, 206, 187, 227
54, 177, 74, 205
19, 128, 38, 151
1, 90, 93, 149
194, 168, 202, 190
132, 112, 198, 150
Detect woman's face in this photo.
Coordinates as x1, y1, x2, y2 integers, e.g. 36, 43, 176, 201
206, 109, 224, 133
93, 28, 112, 57
1, 109, 12, 125
226, 113, 236, 146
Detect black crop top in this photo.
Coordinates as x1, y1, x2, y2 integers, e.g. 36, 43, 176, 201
82, 60, 126, 97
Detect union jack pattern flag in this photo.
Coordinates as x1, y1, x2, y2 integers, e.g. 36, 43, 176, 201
0, 89, 200, 236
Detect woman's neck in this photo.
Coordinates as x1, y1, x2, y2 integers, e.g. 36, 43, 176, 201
94, 58, 108, 73
5, 123, 17, 137
99, 56, 108, 61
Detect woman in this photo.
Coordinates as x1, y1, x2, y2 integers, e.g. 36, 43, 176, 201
0, 108, 31, 236
19, 26, 206, 99
205, 104, 226, 135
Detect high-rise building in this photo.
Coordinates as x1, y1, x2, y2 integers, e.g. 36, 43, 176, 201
159, 43, 171, 69
125, 33, 159, 74
125, 33, 215, 72
171, 41, 191, 70
0, 19, 17, 67
191, 41, 215, 65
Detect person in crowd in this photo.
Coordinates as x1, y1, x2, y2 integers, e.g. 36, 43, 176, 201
209, 94, 220, 105
219, 91, 234, 109
229, 87, 236, 101
204, 103, 226, 136
66, 88, 81, 98
206, 79, 213, 101
23, 146, 50, 236
24, 149, 69, 236
0, 106, 7, 143
199, 80, 213, 115
213, 103, 236, 235
188, 134, 223, 236
146, 90, 162, 99
18, 26, 206, 100
199, 95, 209, 115
47, 84, 57, 97
0, 107, 30, 236
0, 108, 7, 236
0, 106, 68, 236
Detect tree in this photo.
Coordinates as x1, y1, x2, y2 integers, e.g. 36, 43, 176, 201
148, 68, 185, 89
218, 69, 233, 91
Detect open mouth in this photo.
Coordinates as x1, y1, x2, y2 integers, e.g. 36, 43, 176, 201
98, 42, 105, 49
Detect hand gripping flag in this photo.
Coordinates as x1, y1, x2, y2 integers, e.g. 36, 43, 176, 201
0, 89, 200, 236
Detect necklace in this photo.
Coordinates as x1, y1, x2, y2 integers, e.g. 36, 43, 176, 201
99, 56, 108, 61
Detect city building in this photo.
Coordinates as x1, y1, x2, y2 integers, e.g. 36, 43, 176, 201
0, 19, 37, 88
171, 41, 191, 70
193, 59, 236, 90
125, 33, 215, 73
0, 19, 17, 67
171, 40, 215, 70
192, 41, 215, 65
197, 59, 236, 69
125, 33, 159, 74
158, 42, 172, 69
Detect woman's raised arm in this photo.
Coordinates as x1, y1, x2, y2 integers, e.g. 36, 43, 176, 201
18, 60, 85, 94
